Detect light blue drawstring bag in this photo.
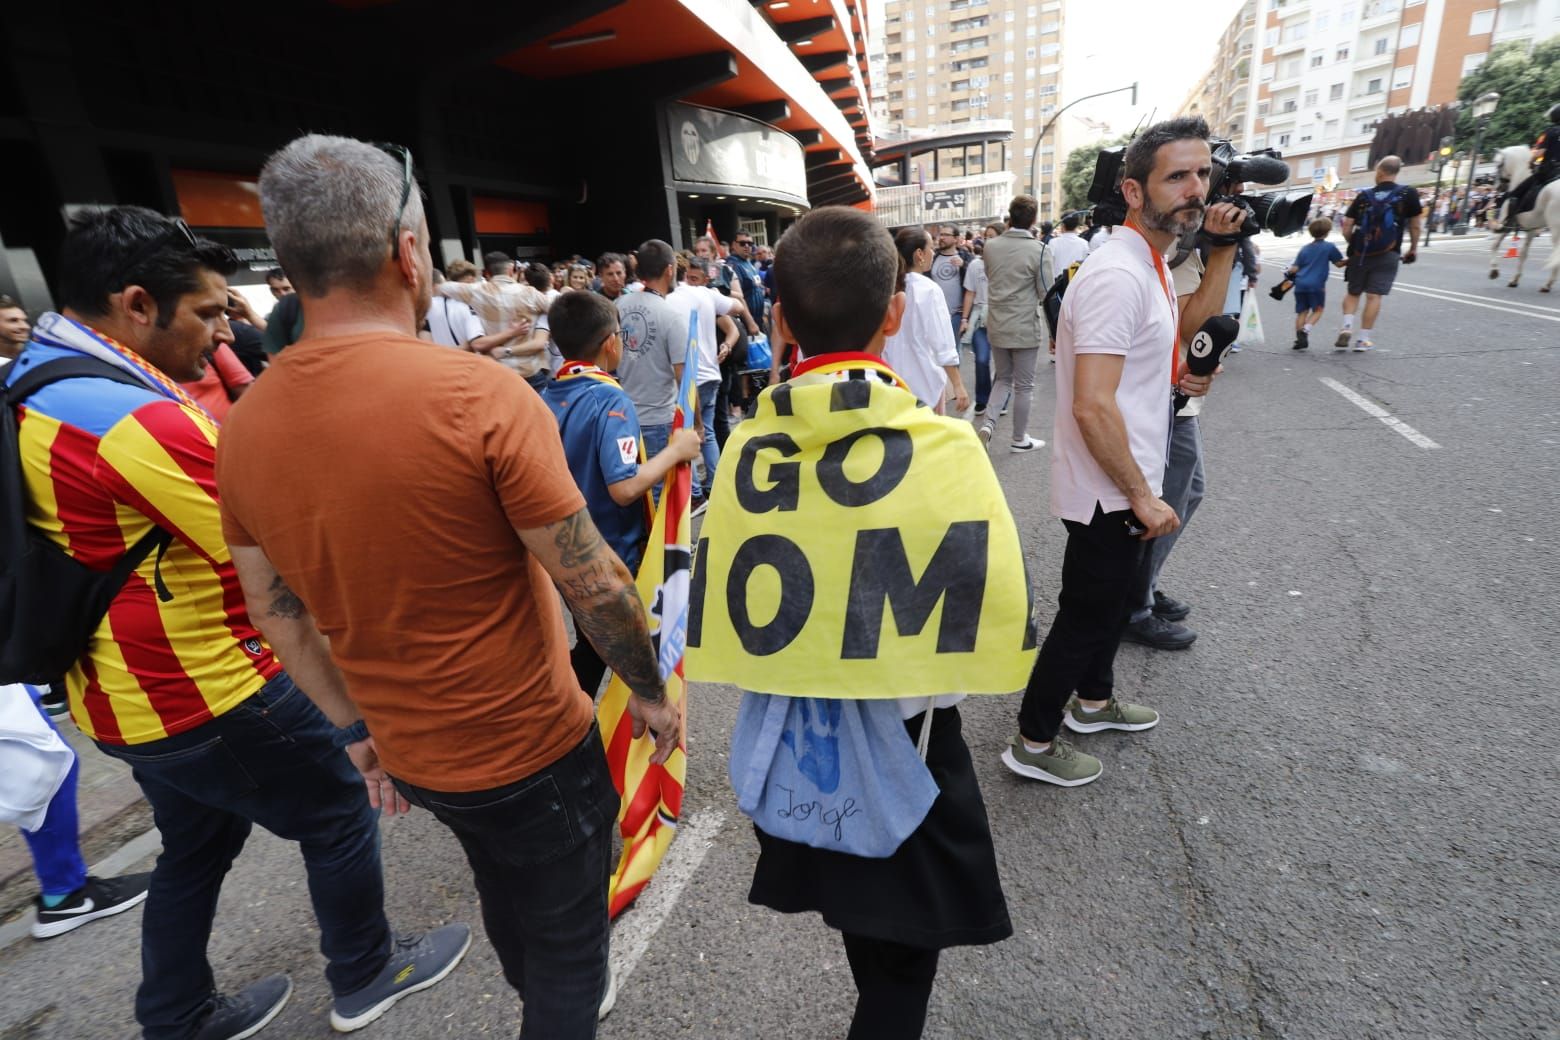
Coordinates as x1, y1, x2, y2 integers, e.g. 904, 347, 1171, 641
729, 692, 939, 859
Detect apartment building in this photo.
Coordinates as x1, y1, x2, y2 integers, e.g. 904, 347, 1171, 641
880, 0, 1069, 216
1249, 0, 1554, 188
1176, 1, 1262, 148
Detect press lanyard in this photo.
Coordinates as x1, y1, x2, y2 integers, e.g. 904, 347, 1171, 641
1123, 219, 1182, 386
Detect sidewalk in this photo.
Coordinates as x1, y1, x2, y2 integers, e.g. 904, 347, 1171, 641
0, 714, 150, 924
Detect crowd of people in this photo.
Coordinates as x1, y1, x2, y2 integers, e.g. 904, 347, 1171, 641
0, 105, 1544, 1040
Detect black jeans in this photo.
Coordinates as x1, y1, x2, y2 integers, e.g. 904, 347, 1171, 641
1017, 505, 1148, 743
392, 726, 619, 1040
842, 933, 940, 1040
99, 673, 391, 1040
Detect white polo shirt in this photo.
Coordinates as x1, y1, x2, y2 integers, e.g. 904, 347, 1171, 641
883, 271, 960, 409
668, 283, 737, 385
1050, 224, 1177, 524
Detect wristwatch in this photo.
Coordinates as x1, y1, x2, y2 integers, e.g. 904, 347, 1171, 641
497, 346, 514, 359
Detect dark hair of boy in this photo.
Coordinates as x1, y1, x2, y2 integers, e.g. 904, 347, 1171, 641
524, 262, 552, 291
549, 290, 619, 362
893, 225, 930, 269
1061, 213, 1081, 231
772, 206, 898, 356
57, 206, 237, 326
634, 240, 675, 281
483, 251, 513, 275
1308, 217, 1333, 238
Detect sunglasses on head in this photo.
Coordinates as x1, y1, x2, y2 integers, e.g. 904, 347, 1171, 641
373, 142, 414, 261
113, 217, 203, 290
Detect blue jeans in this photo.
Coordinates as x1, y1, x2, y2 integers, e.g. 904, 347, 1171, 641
19, 684, 86, 897
99, 673, 391, 1040
696, 380, 720, 498
970, 325, 992, 411
393, 725, 618, 1040
1129, 415, 1205, 622
641, 421, 671, 505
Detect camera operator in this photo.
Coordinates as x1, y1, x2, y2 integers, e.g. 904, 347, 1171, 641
1002, 116, 1224, 788
1116, 176, 1250, 652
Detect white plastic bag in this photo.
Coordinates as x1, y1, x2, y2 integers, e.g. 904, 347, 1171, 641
0, 684, 76, 831
1239, 291, 1266, 347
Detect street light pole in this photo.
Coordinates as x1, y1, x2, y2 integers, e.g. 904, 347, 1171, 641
1460, 91, 1501, 233
1028, 81, 1138, 211
1424, 136, 1453, 247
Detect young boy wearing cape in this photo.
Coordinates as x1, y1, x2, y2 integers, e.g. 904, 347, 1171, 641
690, 207, 1028, 1039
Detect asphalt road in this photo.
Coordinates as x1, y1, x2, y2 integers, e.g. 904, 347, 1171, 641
2, 231, 1557, 1040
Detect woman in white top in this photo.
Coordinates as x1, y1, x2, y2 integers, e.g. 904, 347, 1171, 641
884, 228, 970, 416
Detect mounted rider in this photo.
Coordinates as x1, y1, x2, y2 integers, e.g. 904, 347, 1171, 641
1503, 102, 1560, 226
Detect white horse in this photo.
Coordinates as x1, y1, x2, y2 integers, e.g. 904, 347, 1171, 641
1489, 144, 1559, 292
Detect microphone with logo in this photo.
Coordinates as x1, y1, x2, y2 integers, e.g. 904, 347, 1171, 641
1173, 314, 1239, 414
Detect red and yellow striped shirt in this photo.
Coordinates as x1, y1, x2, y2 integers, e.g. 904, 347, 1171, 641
9, 343, 280, 745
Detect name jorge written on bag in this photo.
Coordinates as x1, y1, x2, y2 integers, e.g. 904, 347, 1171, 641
686, 370, 1037, 699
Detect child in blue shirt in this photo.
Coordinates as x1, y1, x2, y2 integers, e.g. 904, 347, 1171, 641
1284, 218, 1347, 350
541, 291, 700, 695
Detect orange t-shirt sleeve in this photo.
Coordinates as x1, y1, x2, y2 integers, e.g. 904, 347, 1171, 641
475, 368, 585, 530
215, 420, 257, 548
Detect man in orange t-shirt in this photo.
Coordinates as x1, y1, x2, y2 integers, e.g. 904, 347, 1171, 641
219, 134, 679, 1039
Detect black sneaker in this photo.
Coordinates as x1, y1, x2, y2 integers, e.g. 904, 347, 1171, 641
194, 975, 292, 1040
330, 925, 471, 1032
1151, 590, 1192, 622
1121, 614, 1197, 651
1293, 329, 1309, 351
39, 687, 68, 716
31, 872, 151, 939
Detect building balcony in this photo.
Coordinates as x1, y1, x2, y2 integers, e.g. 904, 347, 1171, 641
1359, 0, 1402, 29
1274, 0, 1311, 16
872, 170, 1015, 229
1352, 49, 1394, 71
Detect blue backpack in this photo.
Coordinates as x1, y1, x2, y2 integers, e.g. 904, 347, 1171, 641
1353, 184, 1409, 256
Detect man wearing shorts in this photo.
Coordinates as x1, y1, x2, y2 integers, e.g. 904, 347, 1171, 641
1336, 156, 1422, 352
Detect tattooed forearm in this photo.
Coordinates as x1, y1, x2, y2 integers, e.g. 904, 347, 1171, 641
553, 509, 607, 568
267, 574, 306, 619
571, 581, 665, 702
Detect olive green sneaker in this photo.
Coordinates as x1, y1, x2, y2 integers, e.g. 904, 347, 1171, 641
1062, 695, 1159, 734
1000, 734, 1102, 787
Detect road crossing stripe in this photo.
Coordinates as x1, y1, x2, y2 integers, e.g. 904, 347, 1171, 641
1393, 282, 1560, 315
1319, 377, 1440, 450
1390, 286, 1560, 323
609, 807, 726, 989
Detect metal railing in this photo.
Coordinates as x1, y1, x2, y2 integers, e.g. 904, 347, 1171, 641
870, 171, 1016, 228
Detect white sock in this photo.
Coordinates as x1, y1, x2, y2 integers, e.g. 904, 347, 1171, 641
1341, 315, 1354, 330
1360, 327, 1373, 338
1078, 704, 1103, 715
1302, 322, 1313, 334
1021, 738, 1051, 753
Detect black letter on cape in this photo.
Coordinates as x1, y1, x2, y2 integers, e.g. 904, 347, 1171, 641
841, 522, 987, 659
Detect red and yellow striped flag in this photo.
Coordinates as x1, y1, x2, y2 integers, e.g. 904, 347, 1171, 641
598, 313, 700, 916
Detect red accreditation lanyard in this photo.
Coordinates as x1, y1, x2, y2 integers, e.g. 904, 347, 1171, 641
1123, 219, 1183, 387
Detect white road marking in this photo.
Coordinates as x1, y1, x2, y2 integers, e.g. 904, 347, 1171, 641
0, 827, 162, 952
609, 808, 726, 987
1319, 377, 1441, 450
1394, 281, 1560, 315
1390, 285, 1560, 323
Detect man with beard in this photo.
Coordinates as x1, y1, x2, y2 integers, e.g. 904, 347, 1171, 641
1002, 116, 1232, 788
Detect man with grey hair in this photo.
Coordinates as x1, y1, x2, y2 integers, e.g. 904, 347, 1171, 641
223, 134, 681, 1038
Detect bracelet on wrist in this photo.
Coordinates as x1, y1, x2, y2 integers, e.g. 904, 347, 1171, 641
333, 718, 370, 749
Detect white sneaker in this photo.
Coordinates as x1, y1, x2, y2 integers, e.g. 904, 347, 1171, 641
1010, 435, 1046, 452
598, 969, 618, 1021
1352, 338, 1373, 352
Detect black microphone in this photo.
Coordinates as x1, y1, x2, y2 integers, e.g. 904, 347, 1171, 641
1226, 154, 1291, 186
1173, 314, 1239, 413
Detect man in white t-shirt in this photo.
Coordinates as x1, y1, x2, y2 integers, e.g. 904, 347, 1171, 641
1047, 214, 1091, 275
1001, 116, 1235, 789
958, 248, 992, 413
669, 255, 757, 512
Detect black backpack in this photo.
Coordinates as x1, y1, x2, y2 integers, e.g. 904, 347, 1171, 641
2, 357, 172, 685
1042, 247, 1086, 341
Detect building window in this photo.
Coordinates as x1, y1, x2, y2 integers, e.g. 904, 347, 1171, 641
1300, 125, 1314, 143
1336, 45, 1350, 61
1351, 148, 1370, 170
1026, 67, 1036, 80
1316, 12, 1330, 29
1257, 100, 1271, 115
1039, 83, 1058, 96
1303, 89, 1318, 106
1310, 52, 1325, 67
1341, 3, 1356, 22
1469, 9, 1495, 34
1004, 50, 1015, 63
1373, 37, 1389, 55
1280, 56, 1301, 78
907, 86, 917, 99
928, 104, 937, 115
1392, 65, 1413, 89
905, 27, 916, 42
1324, 119, 1340, 139
1025, 46, 1037, 59
1003, 72, 1013, 83
1040, 43, 1060, 57
1265, 27, 1279, 47
1277, 132, 1292, 147
1027, 24, 1037, 37
1330, 82, 1345, 100
908, 107, 917, 119
1462, 51, 1487, 76
1005, 29, 1015, 41
1366, 77, 1383, 94
926, 44, 936, 59
1004, 91, 1013, 102
1324, 153, 1340, 171
1025, 107, 1034, 120
1399, 23, 1420, 48
1297, 158, 1315, 180
1025, 87, 1036, 99
1260, 63, 1275, 82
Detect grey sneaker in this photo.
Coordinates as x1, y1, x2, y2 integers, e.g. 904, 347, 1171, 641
1334, 331, 1352, 350
330, 925, 471, 1032
977, 424, 993, 447
194, 975, 292, 1040
1062, 695, 1160, 734
1000, 734, 1102, 786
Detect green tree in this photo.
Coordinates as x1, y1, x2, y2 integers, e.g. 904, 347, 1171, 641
1453, 37, 1560, 160
1059, 134, 1130, 213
